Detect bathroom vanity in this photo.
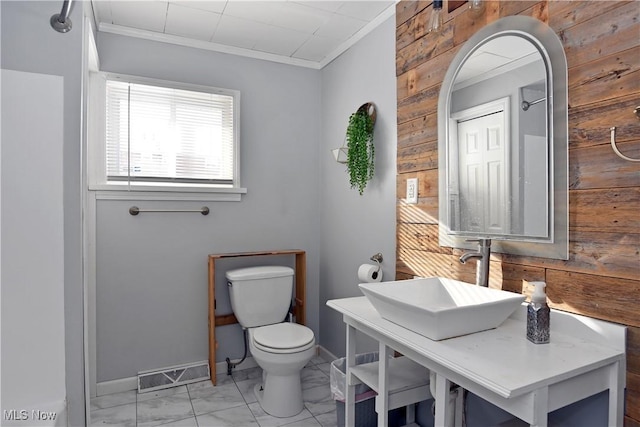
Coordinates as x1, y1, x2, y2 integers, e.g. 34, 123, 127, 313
327, 296, 626, 427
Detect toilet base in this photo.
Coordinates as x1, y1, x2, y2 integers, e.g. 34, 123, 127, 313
247, 325, 315, 418
254, 374, 304, 418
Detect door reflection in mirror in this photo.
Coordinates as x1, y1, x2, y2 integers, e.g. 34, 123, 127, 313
450, 98, 510, 235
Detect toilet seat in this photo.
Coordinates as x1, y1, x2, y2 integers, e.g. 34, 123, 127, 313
252, 323, 315, 354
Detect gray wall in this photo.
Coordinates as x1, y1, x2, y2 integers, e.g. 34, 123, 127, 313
318, 16, 398, 358
95, 33, 322, 382
1, 2, 86, 424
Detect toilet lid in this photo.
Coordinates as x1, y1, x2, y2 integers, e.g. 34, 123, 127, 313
253, 323, 314, 350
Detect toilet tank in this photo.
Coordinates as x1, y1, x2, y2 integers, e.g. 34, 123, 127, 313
226, 266, 294, 328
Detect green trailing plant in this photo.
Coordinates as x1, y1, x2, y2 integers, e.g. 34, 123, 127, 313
346, 108, 375, 195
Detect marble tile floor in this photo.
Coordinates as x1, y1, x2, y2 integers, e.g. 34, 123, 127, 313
90, 356, 339, 427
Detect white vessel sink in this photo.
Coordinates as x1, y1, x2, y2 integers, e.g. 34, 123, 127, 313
359, 277, 526, 340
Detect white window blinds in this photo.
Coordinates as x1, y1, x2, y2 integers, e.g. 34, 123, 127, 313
105, 79, 235, 185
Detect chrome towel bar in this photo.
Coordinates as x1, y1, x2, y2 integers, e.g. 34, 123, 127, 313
129, 206, 210, 216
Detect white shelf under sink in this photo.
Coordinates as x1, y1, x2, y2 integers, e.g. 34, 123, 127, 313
349, 356, 432, 412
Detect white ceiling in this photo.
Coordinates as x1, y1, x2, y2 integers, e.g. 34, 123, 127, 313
91, 0, 396, 69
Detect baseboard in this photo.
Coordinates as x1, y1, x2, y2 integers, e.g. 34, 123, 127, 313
96, 357, 259, 396
96, 376, 138, 396
95, 345, 333, 397
317, 345, 338, 364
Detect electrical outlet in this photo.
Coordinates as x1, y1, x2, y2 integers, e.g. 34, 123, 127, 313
406, 178, 418, 204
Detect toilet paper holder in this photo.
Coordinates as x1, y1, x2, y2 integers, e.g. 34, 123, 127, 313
370, 253, 383, 271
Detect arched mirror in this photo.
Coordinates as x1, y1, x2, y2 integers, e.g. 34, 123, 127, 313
438, 16, 568, 260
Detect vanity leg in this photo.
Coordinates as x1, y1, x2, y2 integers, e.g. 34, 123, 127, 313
406, 404, 416, 425
434, 373, 453, 427
376, 343, 389, 427
345, 324, 357, 427
530, 386, 549, 427
608, 360, 624, 426
453, 387, 464, 427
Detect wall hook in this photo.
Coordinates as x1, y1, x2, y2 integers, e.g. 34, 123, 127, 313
610, 127, 640, 162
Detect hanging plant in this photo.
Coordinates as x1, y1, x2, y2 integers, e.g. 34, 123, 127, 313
346, 103, 376, 195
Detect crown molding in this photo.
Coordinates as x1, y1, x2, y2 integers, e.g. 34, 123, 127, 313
97, 4, 396, 70
99, 23, 322, 69
319, 4, 396, 69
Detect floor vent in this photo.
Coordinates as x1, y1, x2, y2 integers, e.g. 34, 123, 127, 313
138, 361, 210, 393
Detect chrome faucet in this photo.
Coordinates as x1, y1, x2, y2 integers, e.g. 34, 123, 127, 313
459, 239, 491, 287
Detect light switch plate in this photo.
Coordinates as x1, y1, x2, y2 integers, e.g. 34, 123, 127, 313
406, 178, 418, 204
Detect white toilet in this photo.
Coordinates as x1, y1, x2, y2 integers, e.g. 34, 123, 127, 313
226, 266, 316, 418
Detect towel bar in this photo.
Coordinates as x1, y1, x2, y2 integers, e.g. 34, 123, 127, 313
129, 206, 209, 216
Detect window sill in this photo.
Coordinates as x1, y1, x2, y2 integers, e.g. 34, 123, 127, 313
90, 184, 247, 202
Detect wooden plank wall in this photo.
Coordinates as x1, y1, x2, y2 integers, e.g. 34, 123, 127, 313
395, 1, 640, 423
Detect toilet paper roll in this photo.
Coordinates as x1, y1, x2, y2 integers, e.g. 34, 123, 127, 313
358, 263, 383, 283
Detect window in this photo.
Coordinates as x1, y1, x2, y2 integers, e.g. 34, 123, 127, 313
89, 73, 243, 197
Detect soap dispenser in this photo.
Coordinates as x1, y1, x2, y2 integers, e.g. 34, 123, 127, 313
527, 281, 550, 344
